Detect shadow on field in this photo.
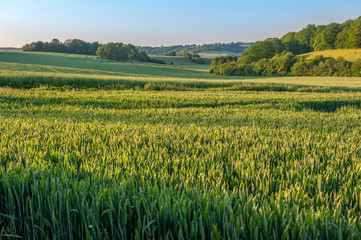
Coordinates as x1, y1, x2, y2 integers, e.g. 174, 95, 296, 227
296, 100, 361, 112
0, 95, 273, 110
3, 95, 361, 113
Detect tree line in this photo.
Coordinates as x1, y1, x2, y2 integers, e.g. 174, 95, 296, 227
22, 39, 101, 55
211, 17, 361, 77
211, 53, 361, 77
22, 39, 165, 64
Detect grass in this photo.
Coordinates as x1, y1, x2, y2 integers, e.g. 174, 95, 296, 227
1, 89, 361, 238
299, 49, 361, 62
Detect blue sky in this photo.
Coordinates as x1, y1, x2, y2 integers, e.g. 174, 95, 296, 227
1, 0, 361, 47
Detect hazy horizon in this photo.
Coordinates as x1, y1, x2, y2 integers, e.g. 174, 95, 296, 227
1, 0, 361, 48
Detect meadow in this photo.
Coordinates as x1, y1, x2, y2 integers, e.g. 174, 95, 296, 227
1, 51, 361, 239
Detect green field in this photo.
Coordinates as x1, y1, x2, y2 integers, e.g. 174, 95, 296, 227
2, 51, 361, 239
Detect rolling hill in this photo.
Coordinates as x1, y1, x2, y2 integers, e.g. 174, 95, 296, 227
299, 49, 361, 62
1, 51, 361, 91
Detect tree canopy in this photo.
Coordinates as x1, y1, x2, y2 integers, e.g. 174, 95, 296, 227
96, 42, 165, 64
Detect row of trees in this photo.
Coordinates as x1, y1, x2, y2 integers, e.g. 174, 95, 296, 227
210, 53, 361, 77
211, 16, 361, 77
22, 39, 101, 55
96, 43, 165, 64
22, 39, 166, 64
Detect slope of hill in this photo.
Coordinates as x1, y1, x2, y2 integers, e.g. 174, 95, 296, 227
1, 51, 361, 91
299, 49, 361, 62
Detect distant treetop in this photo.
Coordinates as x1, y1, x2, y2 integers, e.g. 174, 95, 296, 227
22, 39, 101, 55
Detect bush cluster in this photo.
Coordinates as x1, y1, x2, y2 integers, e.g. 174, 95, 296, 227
182, 52, 205, 64
211, 53, 361, 77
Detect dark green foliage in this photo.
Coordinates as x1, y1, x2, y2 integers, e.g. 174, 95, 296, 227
336, 27, 351, 49
281, 32, 308, 55
291, 56, 358, 77
294, 24, 317, 52
237, 38, 285, 64
346, 17, 361, 48
165, 51, 176, 56
210, 56, 238, 73
254, 52, 297, 76
149, 58, 166, 64
96, 43, 165, 64
351, 59, 361, 76
213, 52, 361, 77
96, 43, 130, 61
22, 39, 101, 55
212, 52, 298, 76
182, 52, 205, 64
312, 23, 342, 50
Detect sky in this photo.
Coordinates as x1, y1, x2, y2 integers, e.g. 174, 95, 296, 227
1, 0, 361, 47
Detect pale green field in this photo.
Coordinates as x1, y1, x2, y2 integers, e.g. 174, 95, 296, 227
300, 49, 361, 62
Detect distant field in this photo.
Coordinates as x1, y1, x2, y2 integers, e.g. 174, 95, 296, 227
300, 49, 361, 62
197, 50, 240, 58
0, 47, 21, 51
1, 51, 361, 91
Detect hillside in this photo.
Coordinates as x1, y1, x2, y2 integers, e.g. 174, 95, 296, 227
299, 49, 361, 62
1, 51, 361, 91
0, 51, 212, 78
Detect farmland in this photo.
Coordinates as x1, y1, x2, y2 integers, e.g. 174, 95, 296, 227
1, 51, 361, 239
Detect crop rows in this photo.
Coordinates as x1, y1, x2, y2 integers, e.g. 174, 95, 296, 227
1, 89, 361, 239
